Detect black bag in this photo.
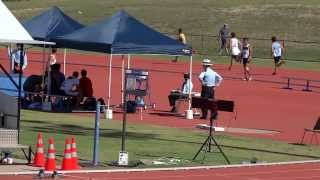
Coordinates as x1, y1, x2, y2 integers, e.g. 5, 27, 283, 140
83, 97, 97, 111
126, 101, 136, 113
97, 98, 106, 112
53, 98, 72, 112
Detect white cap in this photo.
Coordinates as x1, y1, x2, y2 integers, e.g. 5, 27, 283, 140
202, 58, 213, 66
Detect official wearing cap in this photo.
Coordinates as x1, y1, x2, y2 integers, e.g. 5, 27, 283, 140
198, 59, 223, 119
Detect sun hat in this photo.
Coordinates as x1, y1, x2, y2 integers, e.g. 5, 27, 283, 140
202, 58, 213, 66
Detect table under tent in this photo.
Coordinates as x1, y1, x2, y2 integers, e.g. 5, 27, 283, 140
53, 10, 193, 118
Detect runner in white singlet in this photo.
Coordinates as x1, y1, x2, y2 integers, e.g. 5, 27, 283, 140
228, 32, 241, 70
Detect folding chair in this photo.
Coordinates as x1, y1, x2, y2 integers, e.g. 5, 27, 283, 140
176, 97, 200, 117
300, 117, 320, 145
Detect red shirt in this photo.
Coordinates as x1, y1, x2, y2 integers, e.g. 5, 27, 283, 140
79, 77, 93, 97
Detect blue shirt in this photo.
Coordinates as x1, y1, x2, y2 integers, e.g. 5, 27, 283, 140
199, 67, 223, 87
219, 27, 229, 39
182, 79, 193, 94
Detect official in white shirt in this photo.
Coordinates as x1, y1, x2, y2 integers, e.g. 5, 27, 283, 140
198, 59, 223, 119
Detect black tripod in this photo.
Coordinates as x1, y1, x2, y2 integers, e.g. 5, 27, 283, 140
193, 117, 230, 164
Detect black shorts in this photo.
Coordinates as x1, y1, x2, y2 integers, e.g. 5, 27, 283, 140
221, 38, 227, 47
232, 55, 240, 59
274, 56, 281, 64
242, 58, 249, 65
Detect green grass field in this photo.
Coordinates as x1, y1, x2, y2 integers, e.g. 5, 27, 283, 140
3, 0, 320, 69
5, 0, 320, 41
2, 1, 320, 168
17, 110, 320, 167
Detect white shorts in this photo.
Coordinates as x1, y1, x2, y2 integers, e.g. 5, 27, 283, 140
231, 47, 241, 56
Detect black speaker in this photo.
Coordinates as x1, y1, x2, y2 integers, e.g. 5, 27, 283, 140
191, 97, 217, 110
217, 100, 234, 112
192, 97, 234, 112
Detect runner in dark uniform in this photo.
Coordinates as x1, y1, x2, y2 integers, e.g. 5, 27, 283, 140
241, 38, 252, 81
218, 24, 229, 55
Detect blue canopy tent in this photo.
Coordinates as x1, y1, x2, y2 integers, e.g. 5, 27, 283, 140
53, 10, 191, 55
23, 6, 84, 41
53, 10, 193, 117
23, 6, 84, 74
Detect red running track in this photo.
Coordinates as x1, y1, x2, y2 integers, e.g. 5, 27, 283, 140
0, 49, 320, 143
2, 162, 320, 179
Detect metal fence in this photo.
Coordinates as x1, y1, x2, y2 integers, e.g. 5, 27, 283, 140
167, 32, 320, 62
1, 32, 320, 63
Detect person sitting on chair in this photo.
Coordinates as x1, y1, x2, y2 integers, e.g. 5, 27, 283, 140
79, 69, 93, 100
60, 71, 79, 96
60, 71, 80, 108
50, 63, 65, 95
168, 73, 193, 113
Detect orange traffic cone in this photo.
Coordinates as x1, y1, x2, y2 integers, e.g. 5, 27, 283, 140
71, 137, 80, 169
33, 133, 45, 167
61, 138, 73, 170
45, 138, 56, 171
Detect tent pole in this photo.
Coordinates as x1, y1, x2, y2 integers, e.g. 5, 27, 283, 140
63, 48, 67, 75
17, 44, 25, 144
41, 44, 46, 104
107, 53, 113, 110
188, 55, 193, 111
121, 55, 125, 105
127, 54, 131, 69
8, 43, 14, 72
47, 48, 51, 99
105, 54, 109, 102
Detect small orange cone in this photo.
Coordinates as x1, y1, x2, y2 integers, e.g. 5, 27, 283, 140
71, 137, 80, 169
61, 138, 73, 170
45, 138, 56, 171
33, 133, 45, 167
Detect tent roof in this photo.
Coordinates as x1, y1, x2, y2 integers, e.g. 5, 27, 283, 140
54, 10, 192, 55
0, 39, 55, 45
0, 1, 33, 42
23, 6, 84, 41
0, 2, 55, 45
